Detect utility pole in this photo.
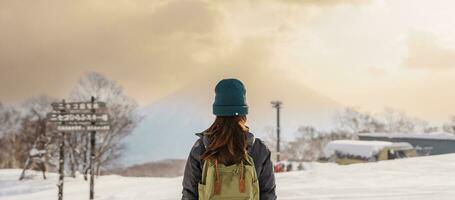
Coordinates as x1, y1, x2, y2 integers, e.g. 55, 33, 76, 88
271, 101, 282, 162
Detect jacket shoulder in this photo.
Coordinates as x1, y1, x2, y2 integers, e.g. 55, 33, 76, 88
249, 137, 271, 162
252, 137, 270, 152
190, 138, 206, 159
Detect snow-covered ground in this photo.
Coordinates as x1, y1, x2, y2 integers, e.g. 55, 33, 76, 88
2, 154, 455, 200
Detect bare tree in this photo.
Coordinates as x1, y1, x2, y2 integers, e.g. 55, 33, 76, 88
334, 107, 428, 134
69, 72, 142, 175
286, 126, 355, 162
0, 103, 22, 168
381, 108, 428, 133
333, 107, 384, 133
0, 102, 21, 138
0, 95, 59, 180
442, 116, 455, 134
286, 126, 319, 161
18, 95, 58, 180
262, 126, 289, 162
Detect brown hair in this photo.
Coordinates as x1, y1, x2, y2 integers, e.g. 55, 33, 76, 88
201, 116, 249, 165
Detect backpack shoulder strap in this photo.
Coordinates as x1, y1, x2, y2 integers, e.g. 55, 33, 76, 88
200, 159, 209, 184
244, 154, 255, 166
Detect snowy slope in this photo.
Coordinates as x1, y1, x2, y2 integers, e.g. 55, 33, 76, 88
2, 154, 455, 200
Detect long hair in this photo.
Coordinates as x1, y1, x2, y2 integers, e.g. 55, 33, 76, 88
201, 116, 249, 165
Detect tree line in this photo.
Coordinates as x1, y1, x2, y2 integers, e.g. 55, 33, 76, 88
0, 72, 142, 178
267, 107, 455, 162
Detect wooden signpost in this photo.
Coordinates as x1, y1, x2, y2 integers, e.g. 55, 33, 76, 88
47, 97, 110, 200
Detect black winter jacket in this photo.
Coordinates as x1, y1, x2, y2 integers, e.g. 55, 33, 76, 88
181, 132, 277, 200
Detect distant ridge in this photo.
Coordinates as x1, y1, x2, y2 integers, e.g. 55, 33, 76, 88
103, 159, 186, 177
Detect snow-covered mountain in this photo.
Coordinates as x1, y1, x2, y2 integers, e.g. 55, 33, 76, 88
2, 154, 455, 199
124, 74, 341, 165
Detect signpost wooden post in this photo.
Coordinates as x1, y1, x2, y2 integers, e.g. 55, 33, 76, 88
47, 97, 110, 200
57, 99, 66, 200
89, 96, 96, 200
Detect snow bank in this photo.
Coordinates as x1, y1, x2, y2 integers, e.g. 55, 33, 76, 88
2, 154, 455, 200
323, 140, 393, 158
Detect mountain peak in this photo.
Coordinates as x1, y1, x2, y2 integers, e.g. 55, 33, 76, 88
124, 74, 341, 165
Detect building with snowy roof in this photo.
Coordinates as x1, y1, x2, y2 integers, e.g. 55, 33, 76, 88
323, 140, 416, 165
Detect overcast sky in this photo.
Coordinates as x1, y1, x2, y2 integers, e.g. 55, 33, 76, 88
1, 0, 455, 123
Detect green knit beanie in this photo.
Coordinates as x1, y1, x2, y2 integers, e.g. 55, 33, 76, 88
213, 78, 248, 116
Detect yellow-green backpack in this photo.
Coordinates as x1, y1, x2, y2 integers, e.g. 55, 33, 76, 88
198, 155, 259, 200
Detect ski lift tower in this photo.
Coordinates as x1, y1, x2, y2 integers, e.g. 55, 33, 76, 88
271, 101, 282, 162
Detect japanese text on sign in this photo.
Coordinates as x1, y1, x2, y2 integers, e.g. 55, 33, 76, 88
52, 102, 106, 111
47, 113, 109, 122
57, 125, 111, 132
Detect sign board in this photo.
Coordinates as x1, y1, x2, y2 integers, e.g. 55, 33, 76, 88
51, 102, 106, 111
48, 98, 109, 200
57, 125, 110, 132
47, 113, 109, 123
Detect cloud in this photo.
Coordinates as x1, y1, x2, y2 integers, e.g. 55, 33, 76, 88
0, 0, 309, 104
148, 0, 221, 35
403, 31, 455, 69
0, 0, 224, 103
274, 0, 370, 7
367, 67, 387, 77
